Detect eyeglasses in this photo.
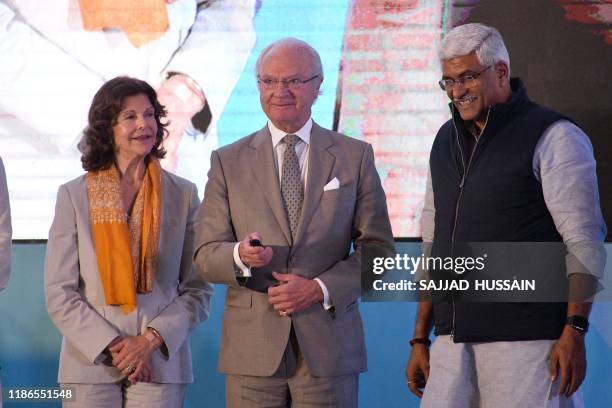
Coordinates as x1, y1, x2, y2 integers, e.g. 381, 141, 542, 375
257, 75, 319, 90
438, 66, 491, 91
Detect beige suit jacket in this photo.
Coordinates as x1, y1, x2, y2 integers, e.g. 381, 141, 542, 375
44, 170, 213, 384
194, 122, 394, 377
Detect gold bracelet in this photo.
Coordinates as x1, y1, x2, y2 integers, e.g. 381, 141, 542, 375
145, 327, 164, 348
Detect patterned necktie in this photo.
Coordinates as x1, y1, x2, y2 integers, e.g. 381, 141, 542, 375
281, 134, 303, 240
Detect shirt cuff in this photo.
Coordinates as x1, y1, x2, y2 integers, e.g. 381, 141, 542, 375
314, 278, 333, 310
233, 242, 252, 277
94, 334, 120, 365
565, 241, 606, 280
94, 352, 107, 365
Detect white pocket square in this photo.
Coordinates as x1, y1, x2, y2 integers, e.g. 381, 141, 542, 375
323, 177, 340, 191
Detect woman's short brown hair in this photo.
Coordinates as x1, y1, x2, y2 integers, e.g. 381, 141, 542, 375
78, 76, 167, 171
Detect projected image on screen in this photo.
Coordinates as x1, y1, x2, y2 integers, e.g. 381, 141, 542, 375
0, 0, 257, 238
335, 0, 447, 237
3, 0, 447, 239
3, 0, 608, 240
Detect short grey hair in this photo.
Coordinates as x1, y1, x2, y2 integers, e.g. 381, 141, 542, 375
438, 23, 511, 76
255, 37, 323, 79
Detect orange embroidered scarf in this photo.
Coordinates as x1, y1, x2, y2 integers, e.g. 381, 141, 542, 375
86, 159, 162, 314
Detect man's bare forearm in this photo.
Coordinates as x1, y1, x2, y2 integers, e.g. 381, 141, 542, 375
567, 273, 596, 318
414, 300, 433, 338
566, 301, 592, 319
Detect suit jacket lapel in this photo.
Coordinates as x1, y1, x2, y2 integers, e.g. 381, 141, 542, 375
249, 126, 292, 245
294, 122, 335, 246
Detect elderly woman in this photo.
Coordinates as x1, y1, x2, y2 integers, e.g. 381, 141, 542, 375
44, 76, 213, 407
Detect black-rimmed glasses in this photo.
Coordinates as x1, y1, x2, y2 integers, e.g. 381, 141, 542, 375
438, 66, 491, 91
257, 75, 319, 91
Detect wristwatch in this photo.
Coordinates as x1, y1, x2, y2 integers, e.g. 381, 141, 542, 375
566, 315, 589, 333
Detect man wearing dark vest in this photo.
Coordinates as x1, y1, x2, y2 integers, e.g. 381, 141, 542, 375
405, 23, 606, 407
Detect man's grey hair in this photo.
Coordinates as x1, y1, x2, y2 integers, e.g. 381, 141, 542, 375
255, 37, 324, 79
438, 23, 511, 76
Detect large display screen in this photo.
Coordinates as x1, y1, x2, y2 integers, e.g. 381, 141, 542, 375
2, 0, 609, 240
1, 0, 450, 239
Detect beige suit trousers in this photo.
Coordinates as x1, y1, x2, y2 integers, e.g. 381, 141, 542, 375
63, 382, 186, 408
226, 326, 358, 408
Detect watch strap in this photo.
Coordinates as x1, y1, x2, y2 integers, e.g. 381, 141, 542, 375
566, 315, 589, 333
410, 338, 432, 347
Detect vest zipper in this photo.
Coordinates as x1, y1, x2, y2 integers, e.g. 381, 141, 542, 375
449, 107, 491, 340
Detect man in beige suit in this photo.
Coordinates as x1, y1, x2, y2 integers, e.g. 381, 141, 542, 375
194, 38, 394, 407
